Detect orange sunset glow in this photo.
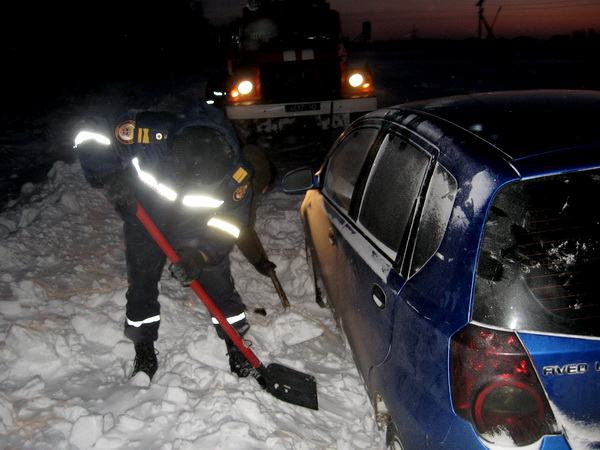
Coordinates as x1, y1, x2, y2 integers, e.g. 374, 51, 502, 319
206, 0, 600, 40
328, 0, 600, 40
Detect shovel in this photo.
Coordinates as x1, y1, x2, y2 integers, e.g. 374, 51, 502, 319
135, 202, 318, 410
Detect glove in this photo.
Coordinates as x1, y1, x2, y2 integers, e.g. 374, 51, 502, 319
169, 249, 207, 285
102, 171, 135, 206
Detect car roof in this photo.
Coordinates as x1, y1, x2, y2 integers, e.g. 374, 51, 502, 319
374, 90, 600, 161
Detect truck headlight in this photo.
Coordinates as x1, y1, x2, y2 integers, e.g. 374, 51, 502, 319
237, 80, 254, 95
348, 73, 365, 88
231, 80, 254, 98
228, 71, 262, 103
342, 67, 375, 98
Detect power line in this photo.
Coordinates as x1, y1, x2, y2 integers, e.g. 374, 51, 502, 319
494, 0, 597, 4
489, 1, 600, 10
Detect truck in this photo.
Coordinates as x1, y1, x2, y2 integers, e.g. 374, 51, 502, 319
206, 0, 377, 142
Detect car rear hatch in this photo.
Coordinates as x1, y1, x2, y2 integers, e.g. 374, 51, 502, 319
519, 332, 600, 446
472, 167, 600, 445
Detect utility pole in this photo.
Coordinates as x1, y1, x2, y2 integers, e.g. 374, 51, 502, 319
354, 21, 372, 43
476, 0, 501, 40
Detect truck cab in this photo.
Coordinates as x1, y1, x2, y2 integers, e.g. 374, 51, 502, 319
207, 0, 377, 141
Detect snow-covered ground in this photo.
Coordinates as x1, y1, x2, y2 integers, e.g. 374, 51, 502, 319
0, 157, 384, 448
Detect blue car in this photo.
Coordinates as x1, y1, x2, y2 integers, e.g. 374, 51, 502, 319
283, 90, 600, 449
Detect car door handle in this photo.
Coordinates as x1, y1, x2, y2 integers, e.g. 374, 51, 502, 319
372, 284, 386, 309
328, 227, 335, 245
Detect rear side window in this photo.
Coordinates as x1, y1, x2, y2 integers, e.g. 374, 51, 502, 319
409, 163, 457, 276
474, 169, 600, 337
358, 133, 431, 260
323, 127, 378, 212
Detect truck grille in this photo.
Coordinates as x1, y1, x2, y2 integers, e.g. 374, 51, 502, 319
259, 58, 341, 103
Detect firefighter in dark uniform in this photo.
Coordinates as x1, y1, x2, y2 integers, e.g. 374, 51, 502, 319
74, 102, 256, 381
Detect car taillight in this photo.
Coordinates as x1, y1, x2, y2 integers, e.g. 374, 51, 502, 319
450, 324, 558, 446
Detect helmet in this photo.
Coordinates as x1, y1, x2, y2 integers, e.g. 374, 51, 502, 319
170, 126, 234, 189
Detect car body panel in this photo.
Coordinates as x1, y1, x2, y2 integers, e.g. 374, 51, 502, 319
334, 205, 404, 373
399, 90, 600, 160
520, 332, 600, 435
292, 90, 600, 448
301, 191, 337, 305
302, 182, 405, 376
511, 143, 600, 179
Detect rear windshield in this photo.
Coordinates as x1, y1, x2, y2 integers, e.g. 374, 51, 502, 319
474, 169, 600, 337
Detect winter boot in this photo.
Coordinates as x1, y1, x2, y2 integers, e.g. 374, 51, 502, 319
131, 342, 158, 380
226, 339, 259, 379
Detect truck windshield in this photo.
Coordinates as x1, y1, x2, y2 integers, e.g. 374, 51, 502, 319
241, 9, 340, 50
474, 169, 600, 337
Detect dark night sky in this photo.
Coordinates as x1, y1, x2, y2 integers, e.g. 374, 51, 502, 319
1, 0, 598, 91
203, 0, 600, 40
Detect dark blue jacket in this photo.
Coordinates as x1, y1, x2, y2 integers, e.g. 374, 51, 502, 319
77, 102, 253, 265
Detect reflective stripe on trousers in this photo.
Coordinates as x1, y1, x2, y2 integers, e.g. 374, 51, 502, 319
127, 315, 161, 328
211, 312, 246, 326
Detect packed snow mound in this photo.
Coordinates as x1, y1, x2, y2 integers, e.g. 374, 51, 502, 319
0, 161, 384, 448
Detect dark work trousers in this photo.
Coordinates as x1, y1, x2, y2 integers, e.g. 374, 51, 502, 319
123, 222, 248, 343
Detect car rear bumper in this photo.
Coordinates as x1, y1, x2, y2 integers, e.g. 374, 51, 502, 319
439, 417, 570, 449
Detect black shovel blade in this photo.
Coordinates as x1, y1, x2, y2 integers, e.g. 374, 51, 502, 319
256, 363, 318, 410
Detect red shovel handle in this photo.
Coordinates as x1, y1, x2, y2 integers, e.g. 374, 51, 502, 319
134, 202, 261, 368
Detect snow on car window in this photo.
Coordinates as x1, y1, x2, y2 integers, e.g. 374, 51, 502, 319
358, 133, 430, 260
410, 162, 457, 276
474, 169, 600, 337
323, 127, 378, 213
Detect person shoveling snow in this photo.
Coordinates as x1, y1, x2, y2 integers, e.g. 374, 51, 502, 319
74, 103, 256, 384
73, 101, 317, 410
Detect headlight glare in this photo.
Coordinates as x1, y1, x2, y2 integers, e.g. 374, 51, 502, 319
348, 73, 365, 88
237, 80, 254, 95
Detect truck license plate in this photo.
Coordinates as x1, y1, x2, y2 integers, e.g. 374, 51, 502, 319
285, 103, 320, 113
